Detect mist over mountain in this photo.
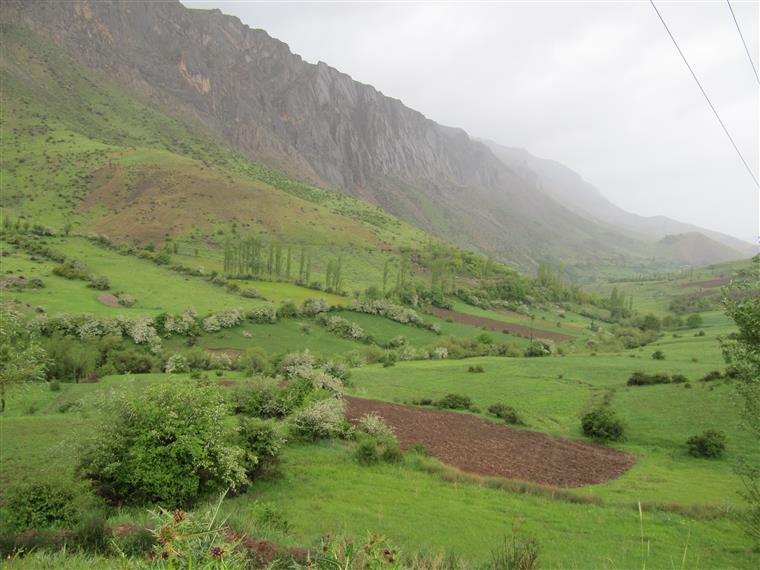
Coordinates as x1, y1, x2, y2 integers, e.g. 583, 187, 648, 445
3, 0, 752, 272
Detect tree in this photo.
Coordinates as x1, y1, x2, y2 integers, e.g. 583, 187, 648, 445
722, 258, 760, 542
0, 308, 47, 412
78, 381, 247, 507
686, 313, 703, 329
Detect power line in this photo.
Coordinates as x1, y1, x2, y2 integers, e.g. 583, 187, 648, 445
649, 0, 759, 188
726, 0, 760, 84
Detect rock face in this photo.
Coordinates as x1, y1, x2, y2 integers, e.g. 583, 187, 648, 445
2, 0, 749, 268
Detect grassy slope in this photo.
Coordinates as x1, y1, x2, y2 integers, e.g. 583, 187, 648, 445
0, 26, 434, 292
1, 376, 756, 568
347, 312, 757, 507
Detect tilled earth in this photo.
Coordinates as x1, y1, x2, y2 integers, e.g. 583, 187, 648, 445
345, 396, 636, 488
426, 307, 574, 343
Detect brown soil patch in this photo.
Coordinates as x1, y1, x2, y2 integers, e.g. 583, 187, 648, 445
495, 309, 584, 332
345, 397, 636, 488
0, 276, 28, 288
207, 347, 242, 359
97, 294, 120, 307
678, 277, 730, 289
427, 307, 574, 343
678, 290, 719, 300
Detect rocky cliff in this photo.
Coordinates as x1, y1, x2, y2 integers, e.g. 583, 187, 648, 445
2, 0, 749, 269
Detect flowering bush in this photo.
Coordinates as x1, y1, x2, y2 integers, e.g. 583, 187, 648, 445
350, 299, 438, 332
432, 347, 449, 360
318, 314, 366, 341
246, 305, 277, 324
116, 293, 135, 307
302, 298, 330, 316
280, 350, 317, 379
216, 309, 243, 329
202, 315, 221, 333
290, 398, 346, 441
356, 412, 395, 440
164, 308, 198, 336
165, 354, 189, 374
309, 371, 344, 394
210, 352, 234, 370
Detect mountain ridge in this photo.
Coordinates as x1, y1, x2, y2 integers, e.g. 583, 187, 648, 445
2, 0, 751, 272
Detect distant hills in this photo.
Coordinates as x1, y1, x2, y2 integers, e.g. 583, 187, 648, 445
1, 0, 753, 274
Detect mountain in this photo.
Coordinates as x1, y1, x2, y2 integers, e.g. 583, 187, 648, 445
481, 140, 755, 259
1, 0, 751, 273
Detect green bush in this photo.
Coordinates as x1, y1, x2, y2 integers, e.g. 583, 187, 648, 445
3, 480, 79, 531
239, 417, 285, 476
436, 393, 473, 410
581, 407, 624, 442
87, 276, 110, 290
468, 364, 485, 373
52, 259, 90, 281
78, 382, 247, 507
354, 433, 402, 465
686, 430, 726, 459
651, 350, 665, 360
487, 403, 523, 425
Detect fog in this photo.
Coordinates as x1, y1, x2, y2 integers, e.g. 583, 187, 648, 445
185, 1, 759, 244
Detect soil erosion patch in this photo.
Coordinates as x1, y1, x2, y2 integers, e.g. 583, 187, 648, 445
427, 307, 574, 342
345, 397, 635, 488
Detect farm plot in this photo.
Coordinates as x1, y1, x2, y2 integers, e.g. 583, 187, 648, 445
345, 397, 635, 487
426, 307, 574, 342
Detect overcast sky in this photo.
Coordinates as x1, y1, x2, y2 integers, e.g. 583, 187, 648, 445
184, 0, 759, 244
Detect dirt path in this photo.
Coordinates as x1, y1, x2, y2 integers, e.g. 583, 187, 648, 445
345, 397, 635, 488
427, 307, 575, 343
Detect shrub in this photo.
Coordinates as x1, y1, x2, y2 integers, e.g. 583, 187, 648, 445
3, 479, 79, 530
436, 393, 473, 410
686, 430, 726, 458
702, 370, 723, 382
356, 412, 395, 440
290, 398, 346, 441
354, 433, 402, 465
78, 382, 247, 507
323, 360, 351, 382
52, 259, 90, 281
488, 403, 523, 425
468, 364, 485, 373
116, 293, 136, 307
240, 347, 271, 375
277, 301, 300, 319
651, 350, 665, 360
164, 353, 189, 374
49, 379, 61, 391
241, 288, 259, 298
626, 372, 671, 386
524, 342, 552, 357
87, 276, 110, 290
106, 349, 154, 374
581, 407, 624, 442
238, 417, 285, 476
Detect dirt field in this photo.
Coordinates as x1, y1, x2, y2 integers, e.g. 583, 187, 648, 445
97, 294, 120, 307
426, 307, 574, 343
345, 397, 636, 488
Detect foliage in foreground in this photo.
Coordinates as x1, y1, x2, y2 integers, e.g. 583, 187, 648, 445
78, 382, 247, 507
